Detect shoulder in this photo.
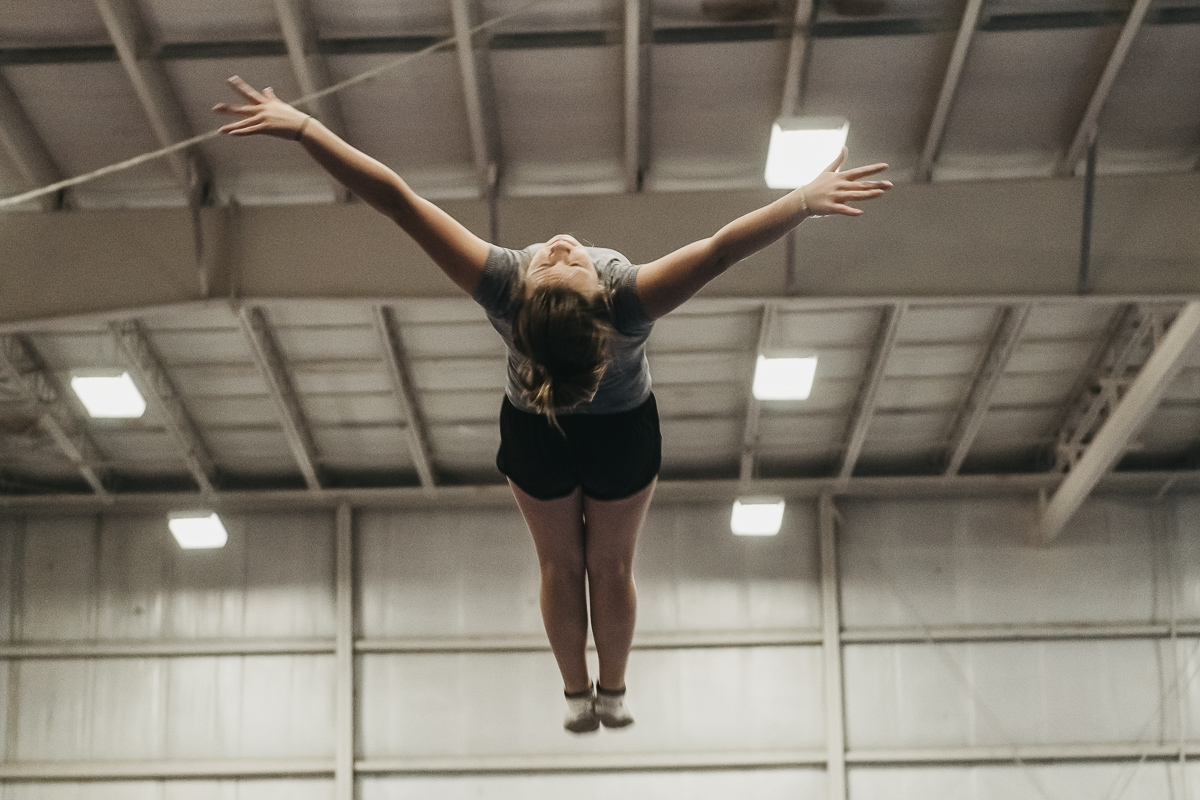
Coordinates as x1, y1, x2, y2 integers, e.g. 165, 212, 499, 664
473, 244, 535, 315
587, 247, 653, 335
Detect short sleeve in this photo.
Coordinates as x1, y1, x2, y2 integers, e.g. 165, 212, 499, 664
602, 259, 654, 338
472, 245, 526, 317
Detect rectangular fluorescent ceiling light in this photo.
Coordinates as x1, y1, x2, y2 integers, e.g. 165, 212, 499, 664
731, 498, 786, 536
765, 116, 849, 189
753, 355, 817, 400
70, 372, 146, 418
168, 511, 228, 549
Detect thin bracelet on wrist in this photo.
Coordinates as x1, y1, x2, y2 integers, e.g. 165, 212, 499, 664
798, 185, 810, 216
294, 115, 312, 141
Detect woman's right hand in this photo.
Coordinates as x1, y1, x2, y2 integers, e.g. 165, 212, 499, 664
213, 76, 310, 139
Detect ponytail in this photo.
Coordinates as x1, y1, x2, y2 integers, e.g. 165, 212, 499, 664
511, 282, 613, 429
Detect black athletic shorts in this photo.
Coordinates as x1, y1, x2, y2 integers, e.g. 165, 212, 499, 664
496, 393, 661, 501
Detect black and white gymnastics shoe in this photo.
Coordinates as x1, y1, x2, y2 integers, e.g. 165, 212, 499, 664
594, 684, 634, 729
563, 684, 600, 733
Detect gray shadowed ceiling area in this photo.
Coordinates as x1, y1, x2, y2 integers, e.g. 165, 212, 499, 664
0, 0, 1198, 509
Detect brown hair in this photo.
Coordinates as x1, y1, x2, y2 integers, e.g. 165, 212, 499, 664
511, 280, 614, 428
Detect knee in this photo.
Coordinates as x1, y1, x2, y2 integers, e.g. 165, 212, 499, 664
540, 559, 585, 588
585, 556, 634, 588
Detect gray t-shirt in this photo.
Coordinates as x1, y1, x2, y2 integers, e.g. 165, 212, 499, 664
473, 244, 655, 415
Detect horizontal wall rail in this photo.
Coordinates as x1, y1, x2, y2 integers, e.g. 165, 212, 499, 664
4, 622, 1198, 660
1, 470, 1199, 512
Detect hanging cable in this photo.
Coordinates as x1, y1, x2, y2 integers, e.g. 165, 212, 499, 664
0, 0, 547, 211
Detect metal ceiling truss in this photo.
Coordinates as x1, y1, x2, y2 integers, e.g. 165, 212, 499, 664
779, 0, 816, 118
1057, 0, 1155, 176
0, 334, 109, 498
623, 0, 652, 193
373, 306, 436, 490
739, 302, 777, 483
1037, 302, 1200, 542
6, 8, 1198, 68
237, 306, 323, 490
92, 0, 212, 197
1052, 304, 1165, 473
112, 320, 217, 494
915, 0, 985, 182
0, 74, 66, 211
272, 0, 351, 201
943, 303, 1032, 476
838, 303, 905, 480
451, 0, 502, 203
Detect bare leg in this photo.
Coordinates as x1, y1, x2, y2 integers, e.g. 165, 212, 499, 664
583, 479, 656, 691
508, 481, 590, 694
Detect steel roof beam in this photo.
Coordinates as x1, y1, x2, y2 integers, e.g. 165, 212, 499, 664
272, 0, 350, 201
93, 0, 211, 194
943, 303, 1031, 476
623, 0, 652, 192
5, 469, 1200, 513
0, 335, 109, 498
915, 0, 984, 182
838, 304, 905, 480
1052, 304, 1154, 472
373, 306, 435, 490
451, 0, 502, 200
238, 306, 322, 490
112, 320, 216, 494
779, 0, 816, 117
1036, 301, 1200, 542
1057, 0, 1154, 176
739, 302, 776, 483
0, 74, 66, 211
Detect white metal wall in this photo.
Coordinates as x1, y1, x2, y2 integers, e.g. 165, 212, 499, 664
0, 493, 1198, 799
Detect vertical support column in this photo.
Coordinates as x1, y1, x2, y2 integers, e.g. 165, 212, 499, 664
3, 518, 24, 763
335, 503, 354, 800
818, 493, 847, 800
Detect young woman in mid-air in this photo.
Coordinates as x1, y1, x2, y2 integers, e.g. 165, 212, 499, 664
215, 76, 891, 733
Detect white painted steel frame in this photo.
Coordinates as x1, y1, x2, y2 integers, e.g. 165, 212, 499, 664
0, 74, 64, 211
373, 305, 436, 489
916, 0, 984, 182
623, 0, 651, 193
238, 305, 323, 490
820, 494, 847, 800
112, 319, 217, 494
92, 0, 211, 191
838, 304, 904, 480
1058, 0, 1156, 176
336, 503, 354, 800
0, 334, 110, 498
3, 498, 1200, 785
4, 470, 1200, 512
451, 0, 501, 199
1038, 302, 1200, 541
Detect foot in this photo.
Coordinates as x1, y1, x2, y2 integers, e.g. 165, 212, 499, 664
594, 684, 634, 729
563, 684, 599, 734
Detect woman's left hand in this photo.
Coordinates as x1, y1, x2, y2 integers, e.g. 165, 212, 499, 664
802, 148, 892, 217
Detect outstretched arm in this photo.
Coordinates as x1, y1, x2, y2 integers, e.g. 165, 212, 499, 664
635, 149, 891, 319
213, 76, 490, 296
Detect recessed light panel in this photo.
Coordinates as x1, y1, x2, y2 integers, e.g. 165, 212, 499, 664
752, 355, 817, 400
168, 511, 228, 549
765, 116, 850, 189
70, 372, 146, 418
731, 498, 786, 536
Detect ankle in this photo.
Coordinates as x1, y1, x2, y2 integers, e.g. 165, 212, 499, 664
596, 683, 626, 696
564, 682, 594, 698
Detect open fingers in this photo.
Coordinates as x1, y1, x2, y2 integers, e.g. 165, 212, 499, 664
843, 162, 889, 181
227, 75, 266, 104
218, 115, 263, 134
821, 146, 848, 174
212, 102, 258, 117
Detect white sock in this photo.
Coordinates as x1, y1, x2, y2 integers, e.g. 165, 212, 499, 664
563, 685, 599, 734
594, 685, 634, 729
